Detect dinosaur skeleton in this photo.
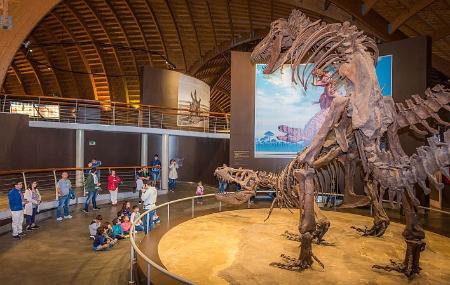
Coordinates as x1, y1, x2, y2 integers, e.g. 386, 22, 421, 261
216, 10, 450, 279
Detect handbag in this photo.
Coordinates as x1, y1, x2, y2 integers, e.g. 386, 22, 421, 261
69, 188, 76, 200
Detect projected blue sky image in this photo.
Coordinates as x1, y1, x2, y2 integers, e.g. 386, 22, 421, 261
254, 55, 393, 157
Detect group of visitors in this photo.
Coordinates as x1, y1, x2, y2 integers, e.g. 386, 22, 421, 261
89, 214, 118, 251
87, 191, 160, 251
8, 181, 41, 239
7, 154, 223, 242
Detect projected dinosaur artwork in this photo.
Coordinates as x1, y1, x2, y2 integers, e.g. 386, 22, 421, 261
216, 10, 450, 279
277, 69, 340, 144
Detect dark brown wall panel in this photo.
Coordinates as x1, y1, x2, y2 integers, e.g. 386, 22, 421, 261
147, 135, 229, 185
0, 113, 75, 170
84, 131, 141, 167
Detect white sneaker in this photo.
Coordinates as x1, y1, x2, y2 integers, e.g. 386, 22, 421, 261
64, 215, 72, 219
56, 217, 63, 221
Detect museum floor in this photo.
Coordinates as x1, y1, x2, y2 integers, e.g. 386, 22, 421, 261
1, 183, 450, 285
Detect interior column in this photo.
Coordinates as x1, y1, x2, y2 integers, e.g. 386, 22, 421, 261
141, 133, 148, 166
75, 129, 84, 187
161, 133, 169, 190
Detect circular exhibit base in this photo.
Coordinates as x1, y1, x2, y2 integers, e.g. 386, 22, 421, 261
158, 209, 450, 285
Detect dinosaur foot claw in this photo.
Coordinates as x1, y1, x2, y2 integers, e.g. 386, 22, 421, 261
373, 259, 421, 279
315, 239, 335, 246
270, 254, 313, 272
351, 221, 388, 237
282, 231, 301, 242
373, 240, 425, 279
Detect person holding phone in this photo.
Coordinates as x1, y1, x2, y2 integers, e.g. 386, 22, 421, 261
82, 167, 101, 213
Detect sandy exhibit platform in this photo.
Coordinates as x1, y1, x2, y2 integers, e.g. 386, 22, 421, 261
158, 209, 450, 285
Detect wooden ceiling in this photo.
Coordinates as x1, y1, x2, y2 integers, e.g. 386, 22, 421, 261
1, 0, 450, 113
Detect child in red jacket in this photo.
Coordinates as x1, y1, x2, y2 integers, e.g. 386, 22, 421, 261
108, 170, 121, 206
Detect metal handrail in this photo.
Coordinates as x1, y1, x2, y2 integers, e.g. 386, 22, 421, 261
129, 191, 450, 284
128, 190, 283, 284
1, 94, 230, 134
0, 165, 157, 175
1, 93, 230, 117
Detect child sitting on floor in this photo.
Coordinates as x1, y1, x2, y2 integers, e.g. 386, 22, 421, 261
120, 201, 132, 218
121, 215, 132, 235
93, 226, 114, 251
89, 215, 103, 239
130, 205, 144, 232
102, 222, 118, 246
112, 218, 127, 239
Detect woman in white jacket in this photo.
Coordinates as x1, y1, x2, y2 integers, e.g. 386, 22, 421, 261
141, 181, 157, 234
24, 181, 41, 231
168, 159, 179, 192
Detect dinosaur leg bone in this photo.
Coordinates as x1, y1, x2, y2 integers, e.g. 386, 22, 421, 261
351, 180, 390, 237
373, 186, 425, 278
338, 152, 371, 208
271, 167, 324, 271
282, 200, 332, 245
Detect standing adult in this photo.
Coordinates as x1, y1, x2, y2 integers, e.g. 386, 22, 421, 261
107, 170, 121, 206
150, 154, 161, 189
24, 181, 41, 230
8, 181, 24, 239
141, 181, 158, 234
56, 172, 72, 221
218, 163, 228, 193
83, 167, 101, 213
168, 159, 179, 192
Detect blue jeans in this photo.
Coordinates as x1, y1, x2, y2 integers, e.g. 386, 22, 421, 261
26, 207, 38, 226
56, 195, 70, 218
218, 181, 228, 193
84, 190, 97, 211
151, 172, 160, 181
143, 210, 155, 234
169, 179, 176, 190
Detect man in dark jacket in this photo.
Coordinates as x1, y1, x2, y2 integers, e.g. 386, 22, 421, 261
82, 168, 101, 213
8, 181, 25, 239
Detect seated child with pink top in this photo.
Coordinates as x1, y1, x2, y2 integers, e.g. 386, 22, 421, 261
120, 215, 132, 234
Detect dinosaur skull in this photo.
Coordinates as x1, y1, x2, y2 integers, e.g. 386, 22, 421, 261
214, 166, 258, 190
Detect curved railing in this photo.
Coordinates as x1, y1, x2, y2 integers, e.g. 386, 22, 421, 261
129, 192, 450, 285
0, 94, 230, 133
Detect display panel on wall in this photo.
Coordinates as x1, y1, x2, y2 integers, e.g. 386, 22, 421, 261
254, 55, 393, 158
177, 74, 210, 128
10, 101, 60, 119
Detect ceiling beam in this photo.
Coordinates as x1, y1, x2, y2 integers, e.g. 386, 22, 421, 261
388, 0, 436, 34
21, 50, 45, 96
432, 54, 450, 78
361, 0, 380, 16
430, 25, 450, 42
185, 0, 202, 60
205, 0, 218, 49
30, 34, 63, 98
121, 0, 154, 65
328, 0, 404, 41
164, 0, 187, 72
10, 62, 27, 94
143, 0, 168, 62
189, 29, 266, 76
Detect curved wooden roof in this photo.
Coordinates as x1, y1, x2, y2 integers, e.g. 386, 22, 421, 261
2, 0, 450, 113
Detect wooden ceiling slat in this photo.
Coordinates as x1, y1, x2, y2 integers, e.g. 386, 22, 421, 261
388, 0, 436, 34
